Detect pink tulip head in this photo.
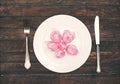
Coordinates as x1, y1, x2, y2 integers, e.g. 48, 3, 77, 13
47, 30, 78, 58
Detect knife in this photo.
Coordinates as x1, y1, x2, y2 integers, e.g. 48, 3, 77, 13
94, 16, 101, 73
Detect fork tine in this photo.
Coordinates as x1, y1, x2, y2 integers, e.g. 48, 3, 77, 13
23, 19, 29, 27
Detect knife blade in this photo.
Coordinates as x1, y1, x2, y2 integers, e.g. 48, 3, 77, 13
94, 16, 100, 45
94, 16, 101, 73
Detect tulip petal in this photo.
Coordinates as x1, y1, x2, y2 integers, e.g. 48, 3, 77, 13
66, 45, 78, 55
58, 42, 67, 50
50, 30, 62, 43
63, 30, 75, 43
47, 41, 59, 51
55, 50, 65, 58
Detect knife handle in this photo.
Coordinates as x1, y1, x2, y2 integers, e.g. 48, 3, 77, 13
96, 45, 101, 73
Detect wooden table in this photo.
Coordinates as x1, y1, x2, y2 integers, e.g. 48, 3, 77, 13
0, 0, 120, 84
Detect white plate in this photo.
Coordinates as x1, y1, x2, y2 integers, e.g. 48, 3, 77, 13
33, 15, 92, 73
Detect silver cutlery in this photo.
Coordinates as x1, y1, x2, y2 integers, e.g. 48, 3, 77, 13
94, 16, 101, 73
24, 27, 31, 69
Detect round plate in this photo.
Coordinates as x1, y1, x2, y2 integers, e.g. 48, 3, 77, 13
33, 15, 92, 73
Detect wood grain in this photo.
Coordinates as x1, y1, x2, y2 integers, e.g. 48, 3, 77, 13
1, 53, 120, 75
1, 55, 120, 74
0, 0, 119, 5
0, 0, 120, 84
1, 40, 119, 75
0, 6, 120, 17
0, 17, 120, 29
1, 75, 60, 84
1, 74, 120, 84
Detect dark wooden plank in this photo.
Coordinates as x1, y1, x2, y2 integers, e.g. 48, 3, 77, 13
1, 51, 120, 74
58, 76, 120, 84
0, 52, 37, 63
0, 62, 49, 74
1, 75, 60, 84
0, 0, 119, 5
0, 40, 33, 53
0, 6, 120, 17
0, 29, 35, 40
0, 17, 27, 29
1, 74, 120, 84
0, 17, 120, 30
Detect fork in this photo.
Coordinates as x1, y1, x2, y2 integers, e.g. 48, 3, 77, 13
24, 27, 31, 69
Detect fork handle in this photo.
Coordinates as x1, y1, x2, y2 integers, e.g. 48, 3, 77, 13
24, 36, 31, 69
96, 44, 101, 73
